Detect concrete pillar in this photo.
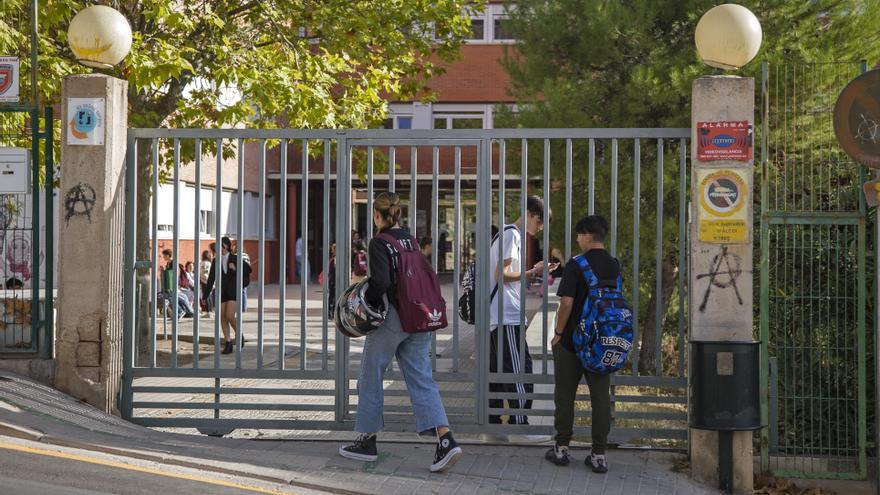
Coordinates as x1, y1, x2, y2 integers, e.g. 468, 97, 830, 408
55, 74, 127, 414
689, 75, 755, 493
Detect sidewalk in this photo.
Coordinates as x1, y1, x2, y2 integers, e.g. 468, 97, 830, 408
0, 370, 717, 494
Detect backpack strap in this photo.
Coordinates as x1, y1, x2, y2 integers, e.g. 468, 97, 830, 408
489, 225, 519, 303
574, 255, 600, 323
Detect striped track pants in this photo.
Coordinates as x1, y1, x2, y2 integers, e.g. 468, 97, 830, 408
489, 325, 534, 425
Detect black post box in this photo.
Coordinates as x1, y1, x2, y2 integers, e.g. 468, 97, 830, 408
690, 340, 762, 431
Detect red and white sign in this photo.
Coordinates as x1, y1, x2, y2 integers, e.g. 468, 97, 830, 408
696, 121, 753, 161
0, 57, 19, 103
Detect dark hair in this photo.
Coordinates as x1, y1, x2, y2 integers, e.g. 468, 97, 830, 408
201, 250, 211, 261
221, 236, 232, 250
373, 192, 402, 229
185, 261, 194, 269
575, 215, 609, 242
5, 277, 22, 289
527, 196, 551, 223
162, 248, 173, 258
491, 225, 499, 238
209, 242, 216, 253
420, 237, 432, 247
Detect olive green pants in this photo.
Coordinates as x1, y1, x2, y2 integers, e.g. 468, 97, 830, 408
552, 343, 611, 454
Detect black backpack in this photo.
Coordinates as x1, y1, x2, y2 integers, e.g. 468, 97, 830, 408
457, 225, 517, 325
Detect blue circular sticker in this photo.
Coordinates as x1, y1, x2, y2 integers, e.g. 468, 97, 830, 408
74, 108, 98, 134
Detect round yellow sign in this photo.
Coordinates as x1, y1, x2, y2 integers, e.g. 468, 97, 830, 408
699, 170, 747, 218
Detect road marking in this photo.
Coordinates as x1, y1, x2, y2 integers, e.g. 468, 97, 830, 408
0, 439, 294, 494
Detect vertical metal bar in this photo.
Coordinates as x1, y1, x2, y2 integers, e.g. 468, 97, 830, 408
150, 140, 158, 368
121, 132, 137, 419
258, 140, 266, 369
389, 146, 396, 193
631, 139, 641, 376
476, 138, 491, 425
214, 138, 223, 369
565, 139, 572, 260
520, 138, 528, 368
335, 134, 350, 422
857, 218, 867, 478
367, 147, 374, 246
29, 109, 39, 351
654, 138, 664, 376
431, 146, 439, 370
610, 139, 618, 257
300, 140, 309, 370
496, 139, 505, 385
279, 140, 287, 369
29, 0, 37, 103
677, 139, 687, 377
322, 140, 331, 370
171, 139, 181, 368
42, 106, 54, 359
759, 60, 771, 472
235, 139, 245, 369
193, 139, 201, 368
542, 138, 550, 374
588, 139, 595, 215
452, 147, 461, 372
410, 147, 417, 236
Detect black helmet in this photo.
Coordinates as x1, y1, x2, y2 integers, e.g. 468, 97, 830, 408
334, 279, 387, 338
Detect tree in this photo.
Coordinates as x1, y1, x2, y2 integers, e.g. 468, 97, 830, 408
0, 0, 476, 359
499, 0, 880, 374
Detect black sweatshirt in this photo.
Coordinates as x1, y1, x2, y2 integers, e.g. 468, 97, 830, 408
364, 227, 411, 309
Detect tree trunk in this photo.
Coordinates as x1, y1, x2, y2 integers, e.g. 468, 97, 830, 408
638, 248, 678, 375
135, 142, 153, 366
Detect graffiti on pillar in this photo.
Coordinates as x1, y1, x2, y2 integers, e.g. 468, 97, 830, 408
696, 246, 743, 312
64, 182, 96, 225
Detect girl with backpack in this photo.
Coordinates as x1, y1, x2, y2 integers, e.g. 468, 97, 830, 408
339, 192, 462, 472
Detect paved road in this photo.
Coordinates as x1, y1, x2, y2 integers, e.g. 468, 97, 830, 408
0, 439, 326, 495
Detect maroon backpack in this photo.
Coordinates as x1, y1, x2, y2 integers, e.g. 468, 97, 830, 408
353, 251, 368, 276
377, 232, 448, 333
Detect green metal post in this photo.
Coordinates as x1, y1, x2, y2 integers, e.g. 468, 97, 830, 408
29, 108, 39, 353
120, 133, 137, 419
759, 60, 770, 473
42, 106, 53, 359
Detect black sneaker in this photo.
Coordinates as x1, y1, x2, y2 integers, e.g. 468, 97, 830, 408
221, 341, 233, 354
544, 444, 571, 466
339, 433, 378, 462
586, 451, 608, 473
430, 431, 462, 472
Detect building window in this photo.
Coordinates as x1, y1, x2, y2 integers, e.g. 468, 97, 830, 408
199, 210, 215, 236
157, 224, 173, 232
433, 112, 486, 130
382, 115, 413, 129
493, 16, 515, 40
466, 18, 485, 41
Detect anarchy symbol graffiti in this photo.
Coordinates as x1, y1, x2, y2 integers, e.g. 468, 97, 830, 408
696, 246, 743, 312
64, 182, 96, 226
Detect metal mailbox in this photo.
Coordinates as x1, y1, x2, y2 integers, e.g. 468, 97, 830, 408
0, 147, 29, 194
690, 340, 762, 431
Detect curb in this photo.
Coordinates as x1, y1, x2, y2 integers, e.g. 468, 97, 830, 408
0, 428, 369, 495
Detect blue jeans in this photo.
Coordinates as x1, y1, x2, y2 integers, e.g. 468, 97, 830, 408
355, 306, 449, 435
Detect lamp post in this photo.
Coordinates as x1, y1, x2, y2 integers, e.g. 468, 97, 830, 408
689, 4, 762, 494
67, 5, 132, 69
695, 4, 762, 71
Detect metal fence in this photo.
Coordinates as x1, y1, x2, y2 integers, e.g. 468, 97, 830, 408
121, 128, 690, 445
759, 61, 869, 479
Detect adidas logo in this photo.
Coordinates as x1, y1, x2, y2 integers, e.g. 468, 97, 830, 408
428, 309, 442, 322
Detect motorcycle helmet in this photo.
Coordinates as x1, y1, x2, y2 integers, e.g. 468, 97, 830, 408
334, 279, 387, 338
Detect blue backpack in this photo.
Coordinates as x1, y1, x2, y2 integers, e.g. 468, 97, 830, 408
572, 255, 633, 374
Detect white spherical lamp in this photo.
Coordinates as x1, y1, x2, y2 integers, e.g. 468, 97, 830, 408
67, 5, 133, 69
695, 4, 762, 70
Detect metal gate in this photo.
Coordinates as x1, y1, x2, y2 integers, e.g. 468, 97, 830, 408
121, 128, 689, 445
759, 61, 869, 479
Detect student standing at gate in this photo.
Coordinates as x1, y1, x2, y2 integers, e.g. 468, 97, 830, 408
339, 192, 462, 472
488, 196, 556, 425
205, 236, 252, 355
545, 215, 618, 474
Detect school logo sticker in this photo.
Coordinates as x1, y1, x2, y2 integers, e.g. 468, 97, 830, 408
0, 57, 20, 102
66, 98, 105, 146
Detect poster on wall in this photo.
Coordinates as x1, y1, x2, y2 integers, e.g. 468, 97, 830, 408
0, 57, 20, 102
66, 97, 105, 146
696, 121, 753, 161
697, 168, 749, 244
